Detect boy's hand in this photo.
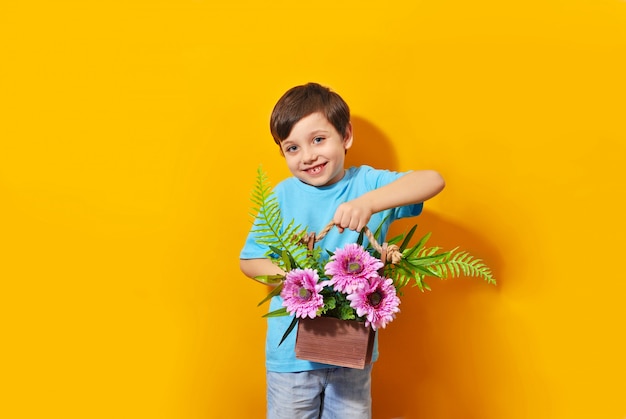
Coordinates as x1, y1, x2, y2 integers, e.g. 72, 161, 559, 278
332, 170, 445, 234
333, 199, 373, 233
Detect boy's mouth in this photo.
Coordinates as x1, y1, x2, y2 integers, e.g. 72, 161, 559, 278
305, 163, 326, 175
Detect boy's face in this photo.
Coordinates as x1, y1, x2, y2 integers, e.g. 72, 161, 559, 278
280, 112, 353, 187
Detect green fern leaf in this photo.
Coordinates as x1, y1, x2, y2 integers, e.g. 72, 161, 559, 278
422, 249, 496, 284
249, 168, 312, 271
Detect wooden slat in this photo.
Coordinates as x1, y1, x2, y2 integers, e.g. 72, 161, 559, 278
295, 317, 375, 369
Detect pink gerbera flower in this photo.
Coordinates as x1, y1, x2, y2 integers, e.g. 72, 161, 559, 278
281, 268, 324, 319
324, 243, 384, 293
346, 275, 400, 330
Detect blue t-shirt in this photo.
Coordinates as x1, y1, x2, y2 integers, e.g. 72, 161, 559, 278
240, 165, 423, 372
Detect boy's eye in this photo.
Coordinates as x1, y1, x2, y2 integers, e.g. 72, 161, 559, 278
285, 145, 298, 153
313, 136, 324, 144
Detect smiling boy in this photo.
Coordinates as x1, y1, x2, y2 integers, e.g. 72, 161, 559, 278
240, 82, 444, 418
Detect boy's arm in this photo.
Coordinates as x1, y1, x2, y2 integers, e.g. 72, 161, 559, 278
240, 258, 286, 284
334, 170, 445, 233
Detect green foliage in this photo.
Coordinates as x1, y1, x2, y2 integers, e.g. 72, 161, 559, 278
320, 291, 357, 320
427, 248, 496, 284
383, 231, 496, 292
256, 282, 284, 307
249, 167, 320, 271
248, 167, 496, 326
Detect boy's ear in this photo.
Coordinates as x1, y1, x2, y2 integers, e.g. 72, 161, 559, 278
343, 122, 354, 151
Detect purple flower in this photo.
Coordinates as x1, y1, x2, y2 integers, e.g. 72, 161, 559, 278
347, 275, 400, 330
281, 268, 324, 319
324, 243, 384, 293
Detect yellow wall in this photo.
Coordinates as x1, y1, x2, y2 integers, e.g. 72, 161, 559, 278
1, 1, 624, 418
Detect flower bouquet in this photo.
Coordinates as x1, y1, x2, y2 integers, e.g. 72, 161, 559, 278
249, 168, 495, 368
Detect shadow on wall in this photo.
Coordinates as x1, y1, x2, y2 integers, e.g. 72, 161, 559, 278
346, 116, 399, 171
374, 214, 504, 419
348, 117, 504, 418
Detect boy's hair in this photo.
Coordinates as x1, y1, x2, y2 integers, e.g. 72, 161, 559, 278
270, 82, 351, 146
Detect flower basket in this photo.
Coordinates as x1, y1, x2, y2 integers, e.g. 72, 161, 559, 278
295, 316, 375, 369
249, 169, 495, 369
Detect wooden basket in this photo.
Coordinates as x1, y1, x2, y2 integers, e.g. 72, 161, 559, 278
295, 316, 375, 369
292, 222, 391, 369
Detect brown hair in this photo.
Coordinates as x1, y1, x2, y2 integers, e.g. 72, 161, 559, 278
269, 82, 351, 146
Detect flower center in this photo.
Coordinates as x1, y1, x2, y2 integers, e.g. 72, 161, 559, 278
298, 287, 311, 299
347, 260, 363, 274
368, 291, 383, 308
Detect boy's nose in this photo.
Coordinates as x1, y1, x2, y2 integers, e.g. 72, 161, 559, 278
302, 147, 317, 163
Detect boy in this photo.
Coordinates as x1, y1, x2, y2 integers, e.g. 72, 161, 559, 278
240, 82, 445, 418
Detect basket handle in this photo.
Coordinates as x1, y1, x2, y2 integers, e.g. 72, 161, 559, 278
303, 221, 402, 265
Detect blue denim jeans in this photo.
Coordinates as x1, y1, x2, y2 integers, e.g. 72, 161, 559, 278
266, 365, 372, 419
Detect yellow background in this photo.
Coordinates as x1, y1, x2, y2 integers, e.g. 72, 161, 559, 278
1, 1, 625, 418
